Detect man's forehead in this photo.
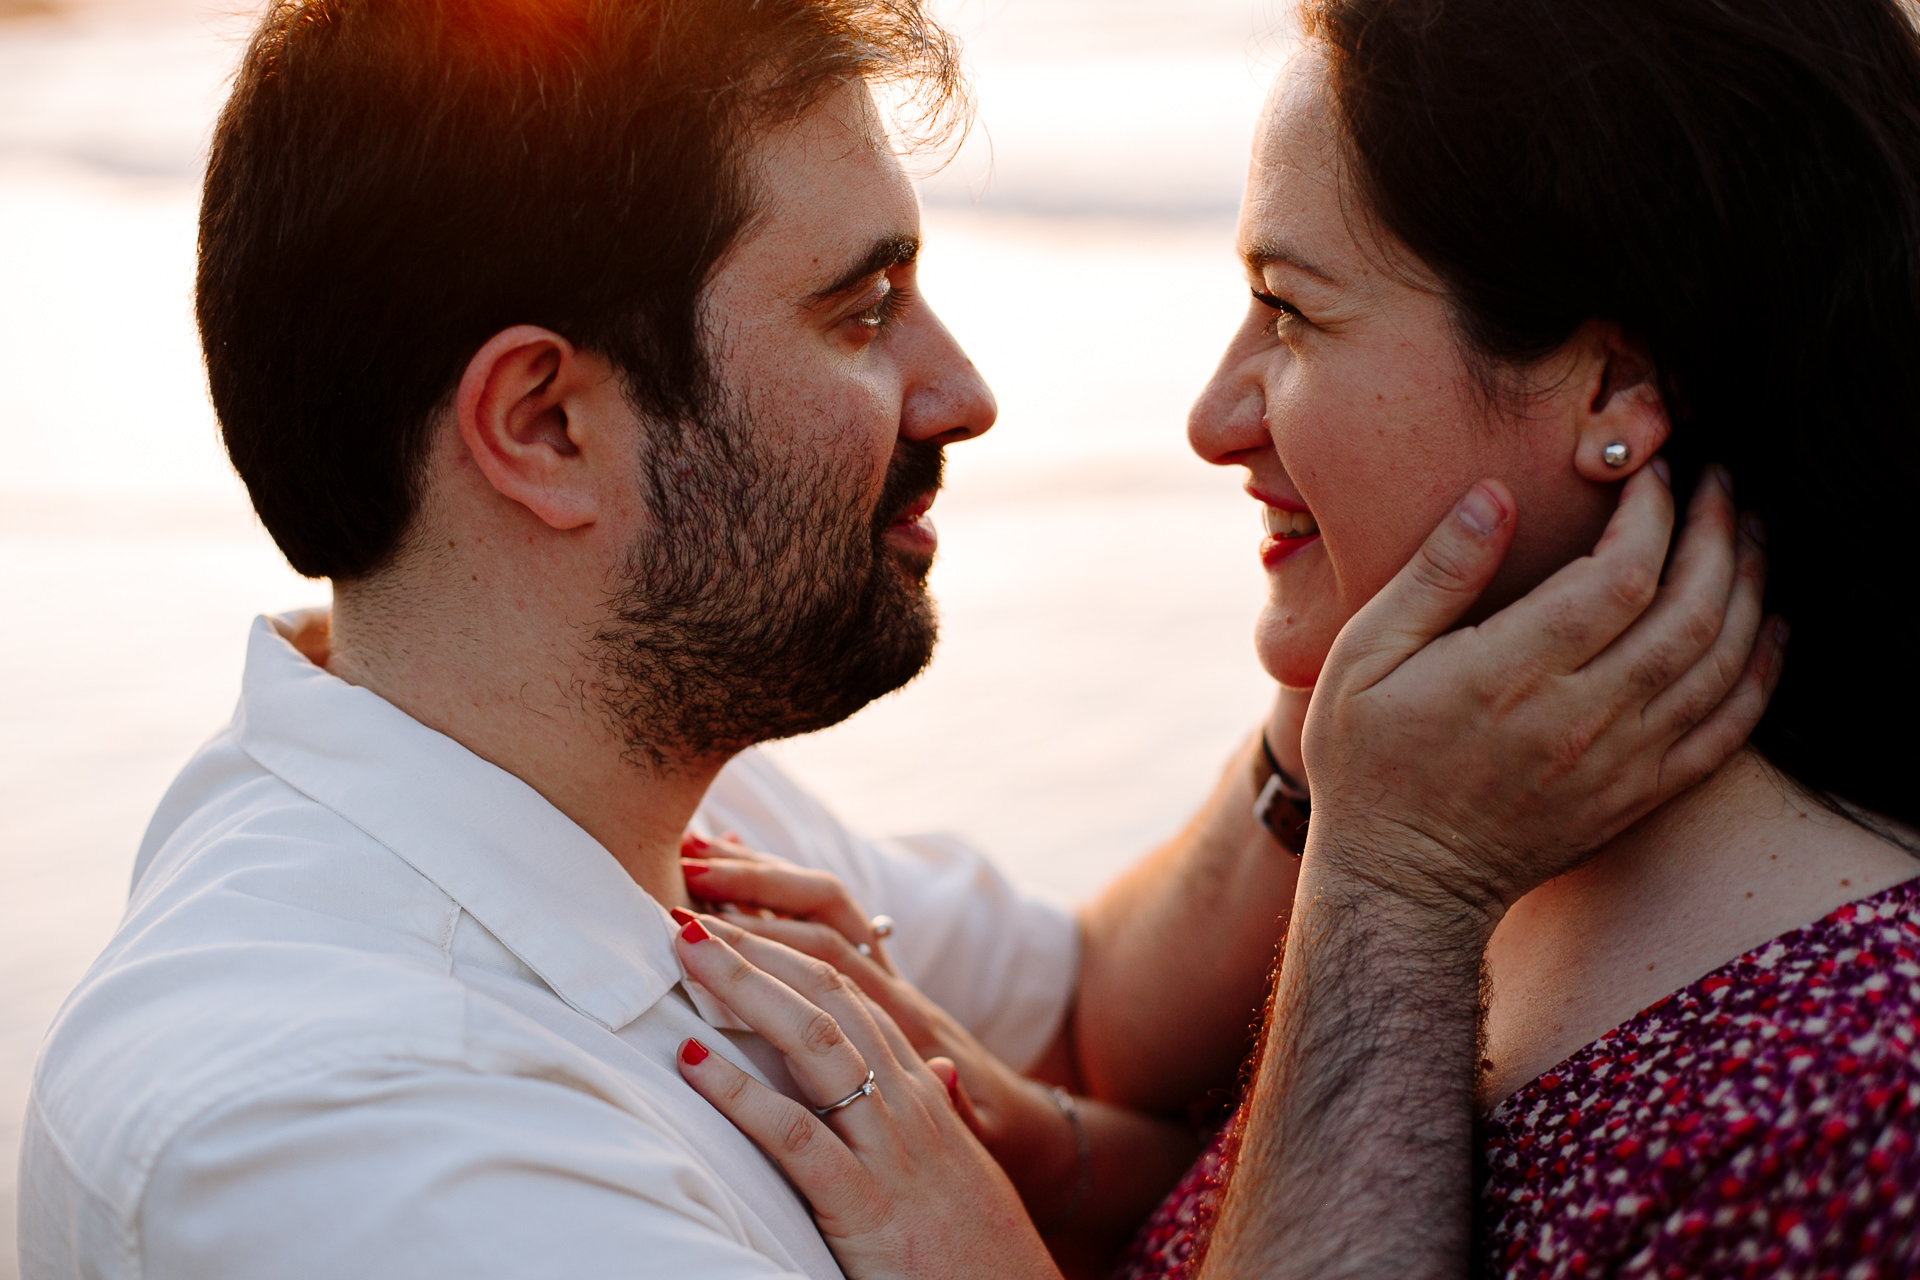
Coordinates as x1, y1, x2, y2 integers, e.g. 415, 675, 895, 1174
736, 83, 922, 296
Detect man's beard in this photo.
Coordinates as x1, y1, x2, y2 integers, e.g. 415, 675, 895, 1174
586, 397, 943, 768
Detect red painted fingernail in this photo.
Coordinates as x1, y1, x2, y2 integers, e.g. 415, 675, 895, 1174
681, 861, 709, 878
680, 917, 711, 944
669, 906, 697, 927
681, 1038, 709, 1065
681, 832, 709, 853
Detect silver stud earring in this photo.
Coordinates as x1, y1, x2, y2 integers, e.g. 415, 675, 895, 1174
1602, 441, 1631, 468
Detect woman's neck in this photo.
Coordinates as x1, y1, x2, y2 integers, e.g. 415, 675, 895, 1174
1478, 747, 1920, 1110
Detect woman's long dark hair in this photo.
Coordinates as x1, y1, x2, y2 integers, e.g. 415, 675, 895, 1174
1305, 0, 1920, 834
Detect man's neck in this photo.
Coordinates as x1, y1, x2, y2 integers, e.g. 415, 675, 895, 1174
1480, 747, 1920, 1108
316, 596, 714, 910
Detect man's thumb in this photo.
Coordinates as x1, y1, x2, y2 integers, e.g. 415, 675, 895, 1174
1345, 481, 1516, 667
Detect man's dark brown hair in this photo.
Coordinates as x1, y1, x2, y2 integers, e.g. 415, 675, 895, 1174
197, 0, 963, 580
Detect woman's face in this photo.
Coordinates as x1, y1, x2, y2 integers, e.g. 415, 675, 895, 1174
1189, 52, 1630, 689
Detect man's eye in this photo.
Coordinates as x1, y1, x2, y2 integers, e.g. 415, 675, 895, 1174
850, 283, 911, 336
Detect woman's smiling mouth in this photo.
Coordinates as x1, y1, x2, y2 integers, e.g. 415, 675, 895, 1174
1262, 506, 1320, 538
1259, 502, 1321, 569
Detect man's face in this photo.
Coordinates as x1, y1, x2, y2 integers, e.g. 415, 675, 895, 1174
592, 81, 997, 763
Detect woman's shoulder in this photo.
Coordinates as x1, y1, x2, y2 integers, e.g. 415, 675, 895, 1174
1479, 874, 1920, 1277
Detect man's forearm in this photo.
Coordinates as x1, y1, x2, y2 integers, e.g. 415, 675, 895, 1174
1198, 852, 1494, 1280
1068, 734, 1304, 1111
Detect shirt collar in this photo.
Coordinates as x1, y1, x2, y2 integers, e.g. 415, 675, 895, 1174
234, 611, 688, 1033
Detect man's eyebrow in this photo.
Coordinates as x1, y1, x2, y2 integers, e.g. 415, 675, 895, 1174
1243, 239, 1338, 285
806, 234, 921, 304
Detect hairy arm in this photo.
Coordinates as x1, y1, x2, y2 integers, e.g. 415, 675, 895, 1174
1201, 858, 1494, 1277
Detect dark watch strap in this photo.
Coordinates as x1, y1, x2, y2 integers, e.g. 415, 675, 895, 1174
1253, 730, 1310, 854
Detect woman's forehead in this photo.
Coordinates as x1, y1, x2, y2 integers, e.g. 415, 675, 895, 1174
1243, 54, 1438, 298
1244, 56, 1350, 260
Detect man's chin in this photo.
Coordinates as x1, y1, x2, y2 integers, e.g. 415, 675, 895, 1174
889, 551, 935, 589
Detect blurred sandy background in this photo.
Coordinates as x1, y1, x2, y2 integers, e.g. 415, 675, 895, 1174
0, 0, 1290, 1269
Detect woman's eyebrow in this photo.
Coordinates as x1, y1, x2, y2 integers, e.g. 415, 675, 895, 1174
1243, 238, 1338, 285
806, 233, 920, 304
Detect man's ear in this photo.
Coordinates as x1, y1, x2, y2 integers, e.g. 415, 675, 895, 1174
1567, 320, 1671, 482
453, 325, 619, 531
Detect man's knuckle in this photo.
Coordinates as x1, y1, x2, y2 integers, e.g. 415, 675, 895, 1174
1608, 564, 1659, 613
1628, 642, 1682, 693
1670, 685, 1720, 731
1680, 599, 1724, 650
1413, 541, 1476, 590
1540, 598, 1591, 650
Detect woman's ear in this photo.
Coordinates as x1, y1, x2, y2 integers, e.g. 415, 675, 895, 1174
1569, 321, 1671, 482
453, 325, 618, 531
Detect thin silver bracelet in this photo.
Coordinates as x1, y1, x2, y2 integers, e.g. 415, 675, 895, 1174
1038, 1085, 1093, 1233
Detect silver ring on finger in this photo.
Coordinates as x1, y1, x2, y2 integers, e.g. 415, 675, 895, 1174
813, 1068, 878, 1117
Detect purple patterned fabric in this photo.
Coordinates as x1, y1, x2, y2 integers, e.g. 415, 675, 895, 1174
1113, 876, 1920, 1280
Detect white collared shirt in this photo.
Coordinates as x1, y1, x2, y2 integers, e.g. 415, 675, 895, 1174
18, 614, 1077, 1280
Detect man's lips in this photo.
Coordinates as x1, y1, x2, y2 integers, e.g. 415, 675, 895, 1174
888, 493, 935, 526
882, 491, 939, 558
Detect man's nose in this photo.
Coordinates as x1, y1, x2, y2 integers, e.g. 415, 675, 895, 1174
900, 310, 997, 445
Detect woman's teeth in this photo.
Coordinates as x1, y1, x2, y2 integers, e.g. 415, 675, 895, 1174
1262, 507, 1320, 538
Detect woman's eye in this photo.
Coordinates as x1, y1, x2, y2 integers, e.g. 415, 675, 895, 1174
1252, 287, 1302, 334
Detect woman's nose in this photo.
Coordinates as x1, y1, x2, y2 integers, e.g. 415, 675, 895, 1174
1188, 343, 1271, 466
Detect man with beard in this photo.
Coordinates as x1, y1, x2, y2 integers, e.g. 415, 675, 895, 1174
19, 1, 1287, 1275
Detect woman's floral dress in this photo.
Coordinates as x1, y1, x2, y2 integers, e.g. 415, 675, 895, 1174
1115, 877, 1920, 1280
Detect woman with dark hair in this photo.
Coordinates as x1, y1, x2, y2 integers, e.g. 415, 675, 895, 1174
655, 0, 1920, 1275
1143, 0, 1920, 1271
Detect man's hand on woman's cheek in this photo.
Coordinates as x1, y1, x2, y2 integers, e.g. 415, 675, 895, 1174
1303, 459, 1781, 927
